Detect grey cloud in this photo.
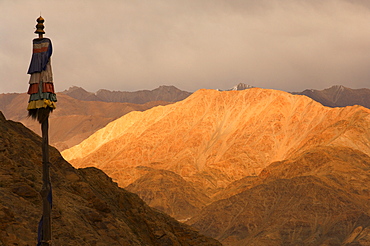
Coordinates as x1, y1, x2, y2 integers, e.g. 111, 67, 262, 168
1, 0, 369, 93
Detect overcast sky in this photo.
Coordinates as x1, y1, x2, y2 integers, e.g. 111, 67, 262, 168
1, 0, 370, 93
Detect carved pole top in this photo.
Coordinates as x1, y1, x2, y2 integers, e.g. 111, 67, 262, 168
35, 16, 45, 38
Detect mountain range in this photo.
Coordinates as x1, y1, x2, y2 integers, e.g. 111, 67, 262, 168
61, 88, 370, 245
61, 85, 192, 104
0, 93, 170, 151
2, 84, 370, 245
292, 85, 370, 108
63, 88, 370, 191
57, 84, 370, 109
1, 84, 369, 153
0, 111, 221, 245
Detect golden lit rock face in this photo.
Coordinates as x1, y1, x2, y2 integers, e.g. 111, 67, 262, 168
62, 88, 370, 196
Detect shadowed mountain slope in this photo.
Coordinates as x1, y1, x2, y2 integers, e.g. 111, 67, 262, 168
126, 168, 212, 221
293, 85, 370, 108
0, 112, 221, 245
189, 146, 370, 245
62, 88, 370, 221
0, 93, 170, 151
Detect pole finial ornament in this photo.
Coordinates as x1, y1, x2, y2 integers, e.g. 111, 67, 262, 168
35, 16, 45, 34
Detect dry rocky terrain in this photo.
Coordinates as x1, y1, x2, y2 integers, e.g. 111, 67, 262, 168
63, 88, 370, 193
189, 146, 370, 245
61, 88, 370, 245
0, 111, 221, 245
3, 86, 370, 245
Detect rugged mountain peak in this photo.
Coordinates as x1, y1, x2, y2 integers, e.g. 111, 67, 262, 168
330, 84, 346, 90
62, 88, 370, 199
62, 85, 87, 93
157, 85, 182, 91
228, 83, 255, 91
61, 86, 100, 101
324, 85, 347, 102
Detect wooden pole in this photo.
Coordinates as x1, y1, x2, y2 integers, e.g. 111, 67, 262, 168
31, 16, 54, 245
40, 116, 52, 245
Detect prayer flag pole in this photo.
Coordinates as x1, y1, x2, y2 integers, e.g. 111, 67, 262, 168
27, 16, 57, 246
40, 116, 51, 246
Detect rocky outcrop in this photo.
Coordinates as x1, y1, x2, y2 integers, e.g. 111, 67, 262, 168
0, 111, 221, 245
292, 85, 370, 108
227, 83, 254, 91
62, 88, 370, 222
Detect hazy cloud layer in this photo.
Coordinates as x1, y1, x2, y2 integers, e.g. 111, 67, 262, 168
1, 0, 370, 93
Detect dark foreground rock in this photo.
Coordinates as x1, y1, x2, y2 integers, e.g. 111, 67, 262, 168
0, 112, 221, 246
